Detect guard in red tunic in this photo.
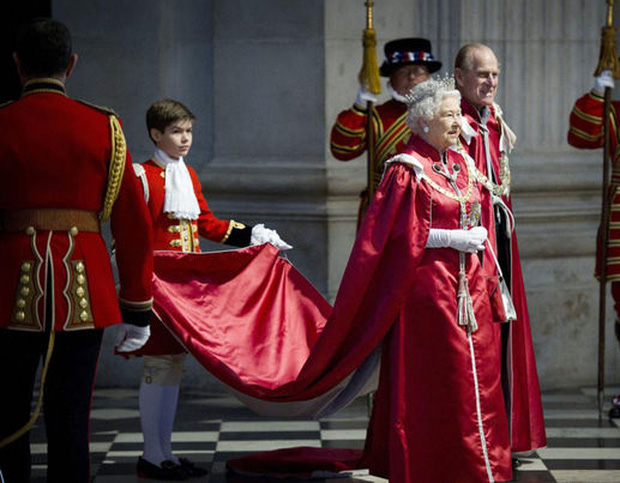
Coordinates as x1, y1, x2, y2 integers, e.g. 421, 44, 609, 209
568, 69, 620, 418
130, 98, 291, 480
0, 18, 153, 483
330, 38, 441, 222
455, 43, 547, 455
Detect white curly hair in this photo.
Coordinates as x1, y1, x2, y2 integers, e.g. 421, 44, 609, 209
405, 75, 461, 135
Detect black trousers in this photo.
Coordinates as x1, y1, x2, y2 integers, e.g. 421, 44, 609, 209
495, 206, 513, 427
0, 327, 103, 483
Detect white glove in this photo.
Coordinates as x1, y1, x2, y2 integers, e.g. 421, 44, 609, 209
115, 323, 151, 352
251, 224, 293, 251
355, 86, 378, 108
594, 70, 615, 94
426, 226, 487, 254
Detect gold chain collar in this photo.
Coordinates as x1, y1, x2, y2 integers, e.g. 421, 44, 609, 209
422, 154, 476, 204
472, 152, 511, 197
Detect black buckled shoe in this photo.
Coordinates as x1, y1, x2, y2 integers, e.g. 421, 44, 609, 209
178, 457, 208, 478
137, 457, 189, 481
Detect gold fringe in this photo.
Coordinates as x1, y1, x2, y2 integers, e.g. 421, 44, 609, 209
358, 28, 382, 95
594, 26, 620, 78
101, 116, 127, 222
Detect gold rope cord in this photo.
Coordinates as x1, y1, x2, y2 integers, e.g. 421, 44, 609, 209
0, 331, 56, 449
101, 115, 126, 222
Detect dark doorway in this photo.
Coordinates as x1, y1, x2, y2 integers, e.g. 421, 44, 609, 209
0, 1, 51, 103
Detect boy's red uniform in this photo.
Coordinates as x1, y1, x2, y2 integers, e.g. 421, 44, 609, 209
134, 158, 249, 354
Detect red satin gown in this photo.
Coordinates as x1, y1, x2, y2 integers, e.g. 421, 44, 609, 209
151, 135, 512, 482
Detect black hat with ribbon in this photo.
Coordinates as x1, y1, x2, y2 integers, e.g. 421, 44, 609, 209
379, 38, 442, 77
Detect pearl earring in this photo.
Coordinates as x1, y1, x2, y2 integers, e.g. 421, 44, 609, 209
423, 125, 429, 133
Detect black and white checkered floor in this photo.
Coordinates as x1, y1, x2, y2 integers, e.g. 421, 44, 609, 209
25, 386, 620, 482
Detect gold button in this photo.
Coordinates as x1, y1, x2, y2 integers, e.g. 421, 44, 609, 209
75, 262, 85, 273
76, 274, 86, 285
20, 286, 30, 296
79, 310, 89, 321
20, 274, 30, 284
79, 298, 89, 309
16, 298, 26, 308
15, 311, 26, 321
76, 287, 85, 297
21, 262, 32, 272
25, 226, 35, 235
70, 226, 79, 236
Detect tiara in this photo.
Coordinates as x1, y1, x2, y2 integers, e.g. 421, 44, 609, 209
404, 74, 456, 106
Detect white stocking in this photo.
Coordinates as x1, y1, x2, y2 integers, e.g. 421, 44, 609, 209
160, 384, 181, 464
139, 381, 167, 466
139, 354, 185, 466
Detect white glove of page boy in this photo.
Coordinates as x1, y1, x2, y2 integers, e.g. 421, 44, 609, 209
426, 226, 487, 254
115, 323, 151, 353
251, 224, 293, 251
594, 70, 615, 94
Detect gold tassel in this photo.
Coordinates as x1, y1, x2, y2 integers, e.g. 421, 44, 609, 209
594, 26, 620, 78
457, 270, 478, 332
358, 28, 382, 95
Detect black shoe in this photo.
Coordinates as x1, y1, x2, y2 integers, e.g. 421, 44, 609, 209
178, 457, 208, 478
137, 457, 189, 481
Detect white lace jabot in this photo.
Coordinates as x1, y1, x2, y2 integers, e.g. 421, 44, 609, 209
153, 148, 200, 220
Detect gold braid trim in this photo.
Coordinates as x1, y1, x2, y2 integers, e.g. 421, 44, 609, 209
101, 115, 126, 222
220, 220, 246, 243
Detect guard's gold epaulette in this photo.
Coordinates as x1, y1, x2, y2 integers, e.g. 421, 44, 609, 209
0, 99, 15, 109
75, 98, 119, 117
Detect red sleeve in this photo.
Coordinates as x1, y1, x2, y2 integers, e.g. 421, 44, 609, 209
568, 91, 620, 152
110, 147, 154, 311
330, 104, 369, 161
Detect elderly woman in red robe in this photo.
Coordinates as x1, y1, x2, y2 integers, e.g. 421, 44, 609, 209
150, 78, 514, 482
352, 76, 512, 482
